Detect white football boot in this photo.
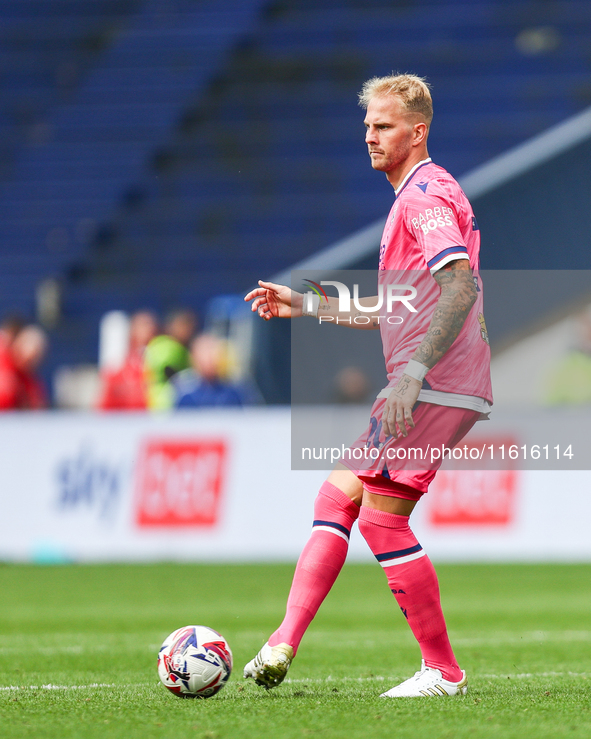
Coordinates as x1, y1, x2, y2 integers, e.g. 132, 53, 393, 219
380, 660, 468, 697
243, 642, 294, 689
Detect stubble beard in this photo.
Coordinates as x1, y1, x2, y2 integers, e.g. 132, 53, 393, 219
370, 139, 413, 174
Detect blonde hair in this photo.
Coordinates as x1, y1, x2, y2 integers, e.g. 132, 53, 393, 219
358, 73, 433, 126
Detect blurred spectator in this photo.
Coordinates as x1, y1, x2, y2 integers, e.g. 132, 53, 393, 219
174, 333, 244, 408
0, 314, 25, 351
332, 366, 372, 404
144, 308, 197, 410
544, 307, 591, 405
0, 324, 48, 410
97, 310, 158, 410
0, 315, 25, 394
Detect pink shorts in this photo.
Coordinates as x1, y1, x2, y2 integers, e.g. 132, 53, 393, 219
341, 400, 480, 499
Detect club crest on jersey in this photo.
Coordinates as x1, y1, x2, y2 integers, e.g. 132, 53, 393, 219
478, 313, 489, 345
389, 201, 400, 223
411, 207, 454, 235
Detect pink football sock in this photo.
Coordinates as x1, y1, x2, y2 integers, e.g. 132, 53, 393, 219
358, 505, 463, 682
268, 481, 360, 655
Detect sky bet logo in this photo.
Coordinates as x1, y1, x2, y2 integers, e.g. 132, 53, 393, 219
303, 280, 418, 326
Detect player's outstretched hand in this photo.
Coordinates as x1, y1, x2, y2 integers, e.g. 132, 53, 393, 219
244, 280, 302, 321
381, 374, 421, 438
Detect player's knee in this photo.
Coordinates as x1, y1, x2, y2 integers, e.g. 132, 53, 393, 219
326, 468, 363, 505
314, 481, 361, 521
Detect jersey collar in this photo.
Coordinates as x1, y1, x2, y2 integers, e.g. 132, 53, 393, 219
394, 157, 432, 198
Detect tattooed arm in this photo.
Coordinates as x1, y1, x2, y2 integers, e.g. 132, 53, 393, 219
381, 260, 477, 437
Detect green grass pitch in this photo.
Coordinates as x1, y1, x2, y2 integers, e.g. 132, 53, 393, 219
0, 562, 589, 739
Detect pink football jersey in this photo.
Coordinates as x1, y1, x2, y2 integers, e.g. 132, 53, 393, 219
377, 159, 492, 403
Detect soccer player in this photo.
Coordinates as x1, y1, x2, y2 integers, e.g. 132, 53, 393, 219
243, 74, 492, 697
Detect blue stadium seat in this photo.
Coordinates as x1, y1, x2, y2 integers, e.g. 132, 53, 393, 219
1, 0, 591, 392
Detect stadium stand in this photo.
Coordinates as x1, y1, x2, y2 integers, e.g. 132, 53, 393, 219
0, 0, 142, 369
0, 1, 141, 178
0, 0, 590, 399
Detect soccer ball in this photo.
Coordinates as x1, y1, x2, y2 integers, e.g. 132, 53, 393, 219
157, 625, 233, 698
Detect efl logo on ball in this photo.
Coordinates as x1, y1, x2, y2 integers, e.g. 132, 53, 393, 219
158, 625, 233, 698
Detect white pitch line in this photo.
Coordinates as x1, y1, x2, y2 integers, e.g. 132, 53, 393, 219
2, 672, 589, 693
0, 644, 150, 656
1, 683, 117, 692
0, 646, 86, 656
0, 682, 152, 692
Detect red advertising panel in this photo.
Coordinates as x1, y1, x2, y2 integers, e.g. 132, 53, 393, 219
428, 443, 519, 527
135, 439, 227, 527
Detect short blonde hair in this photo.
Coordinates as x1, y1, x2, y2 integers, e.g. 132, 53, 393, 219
358, 73, 433, 126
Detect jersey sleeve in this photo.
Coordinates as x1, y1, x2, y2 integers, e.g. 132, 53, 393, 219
403, 186, 469, 273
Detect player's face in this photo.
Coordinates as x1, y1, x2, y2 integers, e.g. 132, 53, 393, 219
364, 96, 417, 173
